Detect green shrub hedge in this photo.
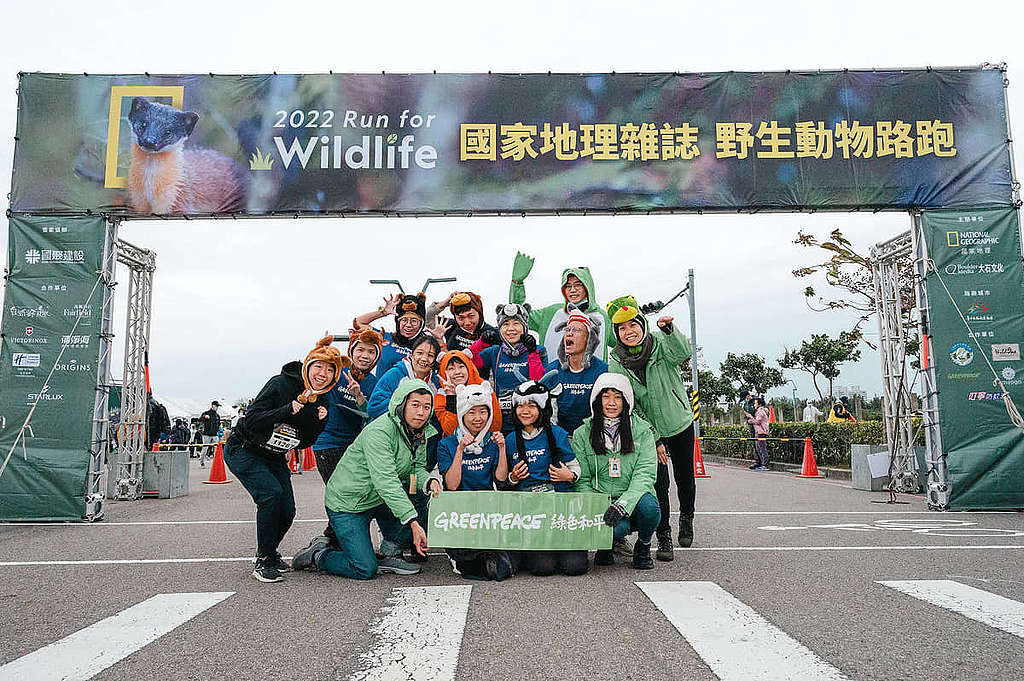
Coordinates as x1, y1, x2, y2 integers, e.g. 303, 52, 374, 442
699, 421, 886, 468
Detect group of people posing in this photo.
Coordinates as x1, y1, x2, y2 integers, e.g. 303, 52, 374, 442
224, 252, 697, 583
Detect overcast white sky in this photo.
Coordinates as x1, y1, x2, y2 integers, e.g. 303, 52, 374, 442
2, 1, 1022, 408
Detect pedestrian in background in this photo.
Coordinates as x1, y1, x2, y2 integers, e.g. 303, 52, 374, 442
747, 396, 771, 471
199, 400, 221, 467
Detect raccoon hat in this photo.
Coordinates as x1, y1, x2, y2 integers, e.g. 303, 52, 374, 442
495, 302, 531, 336
298, 335, 344, 404
347, 327, 384, 380
394, 293, 427, 343
553, 311, 603, 370
455, 382, 494, 454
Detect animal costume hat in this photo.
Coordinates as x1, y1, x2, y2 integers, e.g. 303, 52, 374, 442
511, 380, 563, 466
553, 310, 603, 370
394, 293, 427, 346
607, 295, 654, 377
347, 327, 384, 380
297, 335, 344, 404
495, 302, 531, 336
450, 292, 484, 325
455, 382, 494, 454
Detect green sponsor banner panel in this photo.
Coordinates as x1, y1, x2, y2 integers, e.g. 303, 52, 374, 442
428, 491, 612, 551
9, 69, 1013, 216
0, 215, 107, 520
922, 207, 1024, 509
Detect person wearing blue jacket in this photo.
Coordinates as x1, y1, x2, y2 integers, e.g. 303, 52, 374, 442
436, 382, 515, 581
543, 311, 608, 436
366, 335, 442, 421
504, 381, 588, 577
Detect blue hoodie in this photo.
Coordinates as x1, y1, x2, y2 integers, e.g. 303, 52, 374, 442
375, 330, 414, 377
313, 370, 379, 452
366, 359, 441, 421
543, 358, 608, 436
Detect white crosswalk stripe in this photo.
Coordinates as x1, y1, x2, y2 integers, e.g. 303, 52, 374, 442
347, 585, 473, 681
637, 581, 849, 681
878, 579, 1024, 639
0, 591, 234, 681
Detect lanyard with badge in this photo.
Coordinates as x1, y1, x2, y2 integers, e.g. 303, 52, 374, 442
608, 456, 622, 478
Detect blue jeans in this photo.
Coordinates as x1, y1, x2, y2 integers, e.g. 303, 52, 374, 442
223, 442, 295, 558
612, 492, 661, 545
317, 493, 429, 580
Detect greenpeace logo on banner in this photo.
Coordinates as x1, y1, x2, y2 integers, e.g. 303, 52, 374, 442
24, 249, 86, 265
944, 262, 1005, 276
992, 343, 1021, 361
8, 305, 50, 319
12, 353, 40, 368
61, 334, 90, 349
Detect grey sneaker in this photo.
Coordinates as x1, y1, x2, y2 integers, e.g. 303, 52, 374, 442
612, 537, 634, 557
377, 554, 421, 575
251, 556, 283, 583
292, 536, 329, 572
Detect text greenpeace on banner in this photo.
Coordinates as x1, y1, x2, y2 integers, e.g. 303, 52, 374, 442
9, 70, 1013, 217
428, 491, 612, 551
922, 207, 1024, 510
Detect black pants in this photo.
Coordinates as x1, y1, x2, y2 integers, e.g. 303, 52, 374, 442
447, 548, 515, 581
223, 443, 295, 558
517, 550, 589, 576
655, 424, 696, 535
313, 446, 348, 545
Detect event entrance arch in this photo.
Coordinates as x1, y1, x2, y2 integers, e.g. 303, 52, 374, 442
1, 66, 1022, 520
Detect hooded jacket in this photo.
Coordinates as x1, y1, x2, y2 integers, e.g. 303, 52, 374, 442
571, 373, 657, 514
324, 379, 436, 523
509, 265, 615, 362
228, 361, 331, 457
434, 351, 502, 435
608, 325, 694, 439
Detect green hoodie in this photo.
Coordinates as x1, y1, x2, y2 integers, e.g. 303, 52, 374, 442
572, 412, 657, 514
324, 379, 436, 523
509, 265, 615, 361
608, 326, 694, 439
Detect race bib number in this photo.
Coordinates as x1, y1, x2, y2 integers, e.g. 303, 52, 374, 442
264, 423, 301, 454
497, 390, 514, 411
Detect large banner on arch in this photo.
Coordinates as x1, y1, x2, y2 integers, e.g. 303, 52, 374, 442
922, 207, 1024, 509
9, 69, 1013, 217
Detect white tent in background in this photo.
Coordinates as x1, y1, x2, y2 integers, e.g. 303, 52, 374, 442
152, 393, 238, 421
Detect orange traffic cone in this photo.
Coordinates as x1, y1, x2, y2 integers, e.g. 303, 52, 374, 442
796, 437, 823, 478
768, 405, 777, 423
202, 442, 232, 484
288, 449, 300, 474
152, 442, 161, 451
301, 447, 317, 471
693, 437, 711, 478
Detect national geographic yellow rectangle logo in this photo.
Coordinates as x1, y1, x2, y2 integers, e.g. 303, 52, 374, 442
104, 86, 184, 188
946, 231, 960, 247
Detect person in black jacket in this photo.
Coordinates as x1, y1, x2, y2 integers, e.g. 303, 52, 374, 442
199, 401, 222, 467
225, 336, 343, 583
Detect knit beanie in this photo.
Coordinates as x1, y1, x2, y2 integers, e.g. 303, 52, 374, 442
553, 310, 602, 370
298, 335, 344, 404
495, 302, 530, 335
455, 382, 494, 454
347, 327, 384, 380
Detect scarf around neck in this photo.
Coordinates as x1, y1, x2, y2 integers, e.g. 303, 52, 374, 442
615, 333, 654, 385
602, 416, 621, 451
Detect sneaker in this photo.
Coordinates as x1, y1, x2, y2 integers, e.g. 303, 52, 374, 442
612, 537, 634, 557
678, 516, 694, 548
632, 541, 654, 570
269, 552, 292, 573
754, 465, 770, 471
404, 550, 428, 564
594, 549, 614, 566
656, 532, 674, 562
485, 552, 515, 581
748, 462, 759, 469
291, 536, 329, 572
251, 557, 283, 583
377, 554, 421, 575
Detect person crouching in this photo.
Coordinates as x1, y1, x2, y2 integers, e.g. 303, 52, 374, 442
572, 373, 660, 569
225, 336, 341, 583
291, 379, 441, 579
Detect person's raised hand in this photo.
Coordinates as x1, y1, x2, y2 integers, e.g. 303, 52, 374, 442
291, 400, 303, 415
317, 406, 328, 420
512, 252, 535, 282
657, 316, 674, 328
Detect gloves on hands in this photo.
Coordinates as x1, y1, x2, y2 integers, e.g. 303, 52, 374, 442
512, 252, 535, 282
602, 502, 627, 527
481, 328, 501, 346
522, 333, 537, 353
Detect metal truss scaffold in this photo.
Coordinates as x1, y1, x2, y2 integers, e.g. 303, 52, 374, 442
870, 228, 925, 496
111, 237, 156, 501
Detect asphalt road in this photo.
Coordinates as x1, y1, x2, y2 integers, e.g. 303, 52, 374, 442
1, 458, 1022, 680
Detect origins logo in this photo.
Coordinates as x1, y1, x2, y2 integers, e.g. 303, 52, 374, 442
949, 342, 974, 367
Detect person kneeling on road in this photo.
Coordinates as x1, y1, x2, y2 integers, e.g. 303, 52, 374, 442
572, 373, 660, 569
225, 335, 341, 583
292, 380, 442, 579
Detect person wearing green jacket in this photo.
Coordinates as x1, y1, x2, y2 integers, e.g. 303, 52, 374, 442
606, 295, 696, 561
508, 252, 615, 362
291, 379, 442, 580
572, 373, 659, 570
